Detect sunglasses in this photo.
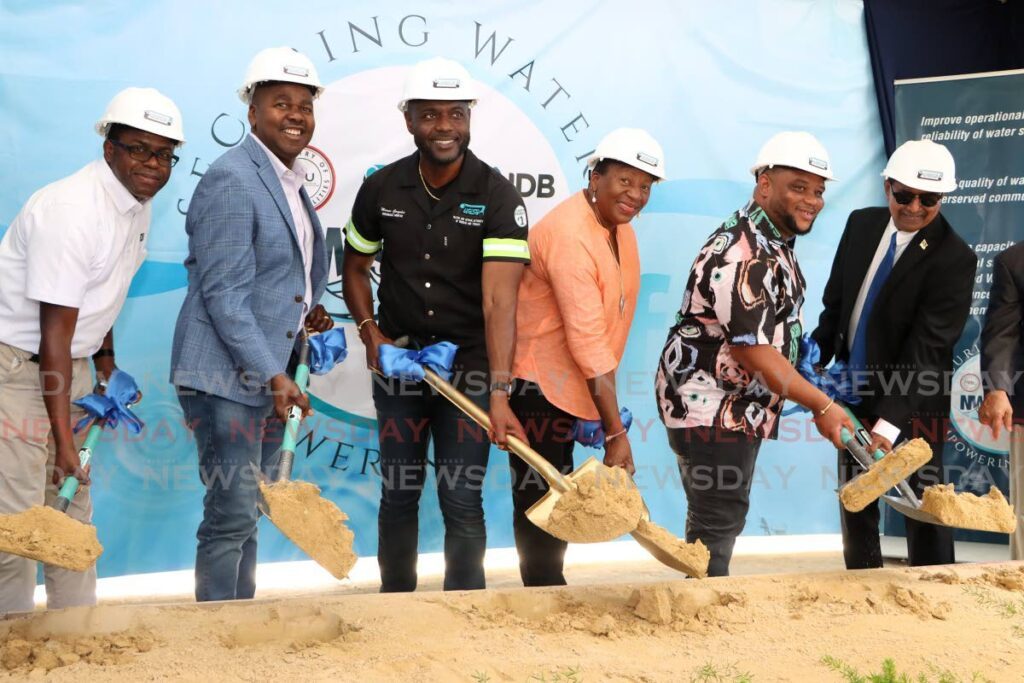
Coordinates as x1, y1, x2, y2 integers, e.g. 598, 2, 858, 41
890, 189, 942, 208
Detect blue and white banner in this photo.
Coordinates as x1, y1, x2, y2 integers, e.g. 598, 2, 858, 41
1, 0, 886, 577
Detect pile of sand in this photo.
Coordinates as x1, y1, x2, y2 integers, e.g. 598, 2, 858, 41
919, 484, 1018, 533
258, 480, 357, 579
1, 630, 156, 675
632, 518, 710, 578
545, 464, 644, 543
0, 506, 102, 571
840, 438, 932, 512
2, 563, 1022, 681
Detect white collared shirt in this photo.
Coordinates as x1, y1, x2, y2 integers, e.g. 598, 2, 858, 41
0, 160, 149, 358
250, 133, 315, 328
846, 217, 916, 444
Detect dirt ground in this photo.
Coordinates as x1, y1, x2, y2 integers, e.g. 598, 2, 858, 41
3, 559, 1023, 682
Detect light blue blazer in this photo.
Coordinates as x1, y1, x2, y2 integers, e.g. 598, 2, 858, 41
170, 135, 328, 406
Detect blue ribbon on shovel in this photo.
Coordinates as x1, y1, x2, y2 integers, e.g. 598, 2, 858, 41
783, 334, 862, 415
72, 369, 144, 434
378, 341, 458, 381
307, 328, 348, 375
56, 369, 142, 512
573, 407, 633, 448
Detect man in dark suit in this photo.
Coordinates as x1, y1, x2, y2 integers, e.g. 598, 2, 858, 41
978, 242, 1024, 560
811, 139, 977, 569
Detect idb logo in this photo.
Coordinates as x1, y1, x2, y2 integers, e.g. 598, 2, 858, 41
507, 172, 556, 199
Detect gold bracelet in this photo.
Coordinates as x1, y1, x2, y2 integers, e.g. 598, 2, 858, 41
817, 398, 835, 417
605, 428, 627, 443
356, 318, 375, 333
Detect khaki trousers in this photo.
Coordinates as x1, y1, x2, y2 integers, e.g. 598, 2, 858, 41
0, 341, 95, 614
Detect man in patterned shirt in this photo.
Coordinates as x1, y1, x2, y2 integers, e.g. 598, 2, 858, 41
655, 131, 853, 576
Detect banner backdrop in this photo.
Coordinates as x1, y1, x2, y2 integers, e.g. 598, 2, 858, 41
0, 0, 888, 578
891, 69, 1024, 542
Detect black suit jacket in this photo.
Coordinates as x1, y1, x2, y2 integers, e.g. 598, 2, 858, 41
811, 207, 977, 431
981, 242, 1024, 416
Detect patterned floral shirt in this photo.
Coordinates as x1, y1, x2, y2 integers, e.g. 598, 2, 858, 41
655, 200, 806, 439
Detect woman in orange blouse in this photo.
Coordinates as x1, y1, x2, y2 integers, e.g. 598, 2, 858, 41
507, 128, 666, 586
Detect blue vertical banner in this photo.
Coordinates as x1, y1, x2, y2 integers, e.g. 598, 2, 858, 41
1, 0, 887, 578
893, 69, 1024, 541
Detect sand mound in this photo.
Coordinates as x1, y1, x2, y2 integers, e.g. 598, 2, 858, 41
840, 438, 932, 512
2, 563, 1022, 681
0, 505, 102, 571
258, 480, 357, 579
632, 518, 710, 578
919, 484, 1018, 533
545, 464, 644, 543
1, 629, 156, 674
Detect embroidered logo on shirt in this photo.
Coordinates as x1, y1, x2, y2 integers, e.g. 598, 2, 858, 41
514, 205, 528, 228
380, 207, 406, 219
453, 203, 486, 227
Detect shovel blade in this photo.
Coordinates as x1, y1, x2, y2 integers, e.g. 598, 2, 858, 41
258, 479, 357, 580
526, 458, 643, 544
881, 494, 945, 526
630, 506, 710, 578
839, 438, 933, 513
0, 505, 103, 571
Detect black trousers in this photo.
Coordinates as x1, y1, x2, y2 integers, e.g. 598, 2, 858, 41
667, 426, 762, 577
508, 382, 577, 586
838, 411, 954, 569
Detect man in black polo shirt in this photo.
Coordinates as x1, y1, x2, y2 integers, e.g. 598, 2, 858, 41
342, 57, 530, 592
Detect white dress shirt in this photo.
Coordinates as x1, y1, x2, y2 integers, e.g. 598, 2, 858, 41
250, 134, 315, 329
846, 217, 916, 445
0, 160, 149, 357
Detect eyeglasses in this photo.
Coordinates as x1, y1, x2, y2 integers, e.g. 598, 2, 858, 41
108, 139, 179, 167
890, 188, 942, 207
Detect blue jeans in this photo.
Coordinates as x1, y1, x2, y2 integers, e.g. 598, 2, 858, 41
178, 388, 280, 602
373, 379, 490, 592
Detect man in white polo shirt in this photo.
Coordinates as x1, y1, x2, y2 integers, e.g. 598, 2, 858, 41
0, 87, 185, 613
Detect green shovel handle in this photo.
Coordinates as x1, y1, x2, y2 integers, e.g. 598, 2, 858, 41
54, 422, 103, 512
841, 405, 885, 461
277, 336, 311, 482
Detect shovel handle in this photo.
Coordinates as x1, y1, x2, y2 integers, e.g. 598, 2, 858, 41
54, 422, 104, 512
279, 337, 312, 482
420, 369, 572, 493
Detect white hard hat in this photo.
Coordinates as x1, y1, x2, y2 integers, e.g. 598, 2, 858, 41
237, 46, 324, 103
398, 57, 478, 112
750, 131, 834, 180
586, 128, 666, 180
881, 139, 957, 193
95, 87, 185, 144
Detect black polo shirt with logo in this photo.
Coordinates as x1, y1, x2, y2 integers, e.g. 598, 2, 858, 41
346, 149, 530, 380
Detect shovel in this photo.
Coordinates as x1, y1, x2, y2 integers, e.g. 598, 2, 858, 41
839, 407, 928, 514
411, 364, 707, 577
256, 333, 357, 580
842, 425, 1016, 532
0, 415, 110, 572
840, 423, 944, 525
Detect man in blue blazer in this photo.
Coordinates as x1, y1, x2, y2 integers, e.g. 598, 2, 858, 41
170, 47, 333, 601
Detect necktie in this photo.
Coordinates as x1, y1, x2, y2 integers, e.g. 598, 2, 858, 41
849, 232, 897, 371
